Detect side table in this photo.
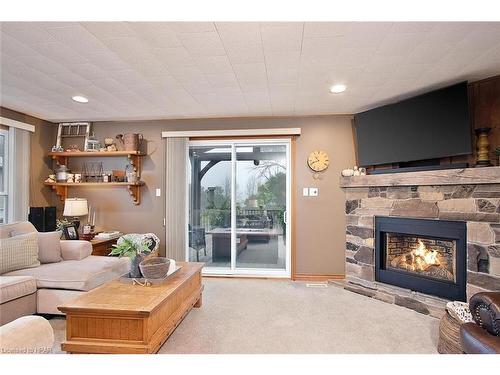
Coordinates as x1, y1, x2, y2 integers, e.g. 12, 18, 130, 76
90, 237, 119, 256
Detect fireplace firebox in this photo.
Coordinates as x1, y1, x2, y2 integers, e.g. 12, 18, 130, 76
375, 217, 466, 301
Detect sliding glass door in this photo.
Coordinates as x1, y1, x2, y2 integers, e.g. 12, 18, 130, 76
187, 139, 290, 277
0, 129, 8, 223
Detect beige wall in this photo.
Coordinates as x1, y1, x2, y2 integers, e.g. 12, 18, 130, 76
3, 107, 355, 276
66, 115, 355, 276
0, 107, 57, 208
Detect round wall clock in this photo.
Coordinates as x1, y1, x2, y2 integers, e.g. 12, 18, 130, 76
307, 150, 330, 172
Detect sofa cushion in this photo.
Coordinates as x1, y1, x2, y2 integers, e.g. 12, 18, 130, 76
0, 232, 40, 274
60, 240, 92, 261
0, 315, 54, 354
37, 231, 63, 264
3, 256, 130, 292
0, 221, 37, 239
0, 276, 37, 304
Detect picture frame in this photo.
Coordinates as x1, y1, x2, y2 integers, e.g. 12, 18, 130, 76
63, 223, 79, 240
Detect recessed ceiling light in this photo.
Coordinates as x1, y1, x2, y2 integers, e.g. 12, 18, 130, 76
72, 95, 89, 103
329, 84, 346, 94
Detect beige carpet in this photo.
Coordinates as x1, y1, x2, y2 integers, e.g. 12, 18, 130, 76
49, 278, 439, 354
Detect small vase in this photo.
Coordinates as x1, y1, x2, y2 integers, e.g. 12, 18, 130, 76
130, 254, 144, 278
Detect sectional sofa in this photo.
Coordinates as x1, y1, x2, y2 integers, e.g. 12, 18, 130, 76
0, 221, 130, 325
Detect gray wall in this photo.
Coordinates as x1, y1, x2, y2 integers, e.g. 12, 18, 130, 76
23, 114, 355, 276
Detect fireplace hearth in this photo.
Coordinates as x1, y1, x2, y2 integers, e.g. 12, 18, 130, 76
375, 217, 466, 301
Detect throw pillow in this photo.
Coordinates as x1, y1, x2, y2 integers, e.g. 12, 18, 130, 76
37, 231, 63, 264
0, 232, 40, 274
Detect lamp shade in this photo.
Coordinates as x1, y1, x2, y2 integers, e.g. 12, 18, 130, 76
63, 198, 88, 217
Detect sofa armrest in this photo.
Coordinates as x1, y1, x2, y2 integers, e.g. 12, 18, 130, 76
469, 292, 500, 336
460, 322, 500, 354
60, 240, 93, 260
0, 316, 54, 353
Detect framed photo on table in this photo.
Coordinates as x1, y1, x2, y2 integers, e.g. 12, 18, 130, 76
63, 224, 79, 240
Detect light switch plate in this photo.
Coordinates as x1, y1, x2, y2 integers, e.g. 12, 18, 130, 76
303, 188, 309, 196
309, 187, 319, 197
156, 188, 161, 197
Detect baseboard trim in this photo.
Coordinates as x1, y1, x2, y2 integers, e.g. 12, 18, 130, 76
293, 273, 345, 281
202, 275, 290, 280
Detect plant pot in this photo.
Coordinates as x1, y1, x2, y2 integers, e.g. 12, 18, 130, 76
129, 254, 144, 278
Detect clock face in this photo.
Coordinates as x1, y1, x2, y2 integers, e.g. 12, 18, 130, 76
308, 150, 330, 172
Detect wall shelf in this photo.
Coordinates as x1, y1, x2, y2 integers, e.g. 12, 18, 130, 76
48, 151, 144, 172
44, 182, 145, 205
46, 151, 146, 205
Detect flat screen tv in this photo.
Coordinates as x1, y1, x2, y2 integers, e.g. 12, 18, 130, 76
354, 82, 472, 167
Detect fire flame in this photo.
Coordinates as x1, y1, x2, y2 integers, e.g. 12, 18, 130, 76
409, 240, 440, 271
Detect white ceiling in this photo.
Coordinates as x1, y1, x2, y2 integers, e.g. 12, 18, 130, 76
1, 22, 500, 122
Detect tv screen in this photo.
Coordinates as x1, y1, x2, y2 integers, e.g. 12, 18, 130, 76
354, 82, 472, 167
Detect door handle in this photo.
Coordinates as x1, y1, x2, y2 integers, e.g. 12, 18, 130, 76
283, 211, 287, 225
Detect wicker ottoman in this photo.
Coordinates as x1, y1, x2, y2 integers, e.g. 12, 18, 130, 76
437, 310, 463, 354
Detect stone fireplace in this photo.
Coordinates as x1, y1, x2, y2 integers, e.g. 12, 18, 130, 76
339, 168, 500, 318
375, 216, 466, 301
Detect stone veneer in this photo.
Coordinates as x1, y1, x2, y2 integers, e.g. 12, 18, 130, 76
341, 184, 500, 318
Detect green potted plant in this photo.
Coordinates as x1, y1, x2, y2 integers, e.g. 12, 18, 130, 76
495, 146, 500, 166
109, 236, 153, 278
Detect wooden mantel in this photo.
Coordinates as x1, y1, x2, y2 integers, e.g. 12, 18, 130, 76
340, 167, 500, 188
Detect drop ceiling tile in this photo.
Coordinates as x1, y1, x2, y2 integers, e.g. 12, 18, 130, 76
52, 72, 90, 87
205, 73, 239, 88
243, 91, 270, 103
145, 74, 184, 91
81, 22, 136, 39
106, 69, 149, 86
264, 50, 301, 68
403, 41, 453, 65
178, 32, 226, 56
45, 25, 108, 54
84, 51, 131, 71
183, 79, 214, 95
261, 23, 303, 52
267, 68, 298, 85
225, 44, 265, 64
170, 22, 216, 33
127, 22, 182, 48
22, 54, 73, 75
30, 42, 88, 65
233, 63, 268, 84
303, 22, 353, 38
1, 22, 58, 45
390, 22, 436, 33
301, 36, 345, 59
455, 28, 500, 51
70, 63, 109, 80
238, 81, 269, 93
194, 55, 233, 74
0, 33, 39, 58
374, 32, 426, 57
216, 22, 261, 44
149, 47, 197, 68
167, 66, 205, 81
89, 77, 130, 94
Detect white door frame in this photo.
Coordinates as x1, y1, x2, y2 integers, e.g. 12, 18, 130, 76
186, 138, 292, 278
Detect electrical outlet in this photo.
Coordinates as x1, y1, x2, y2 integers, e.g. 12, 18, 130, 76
302, 187, 309, 196
156, 188, 161, 197
309, 187, 319, 197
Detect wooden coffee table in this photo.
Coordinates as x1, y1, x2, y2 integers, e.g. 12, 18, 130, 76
58, 262, 204, 354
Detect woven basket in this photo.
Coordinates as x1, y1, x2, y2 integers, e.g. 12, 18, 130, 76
139, 257, 170, 279
437, 311, 463, 354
